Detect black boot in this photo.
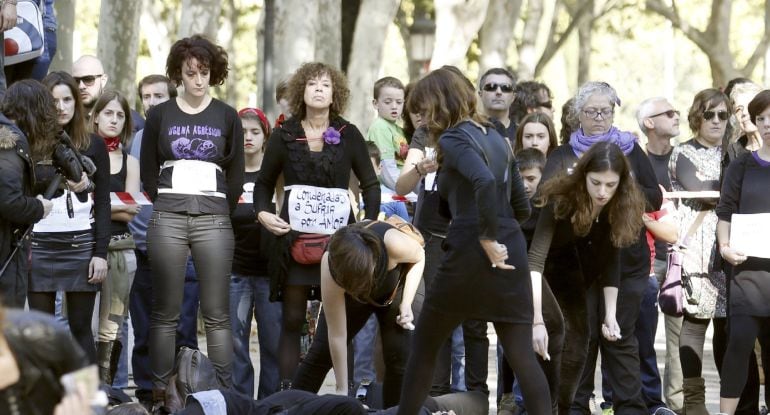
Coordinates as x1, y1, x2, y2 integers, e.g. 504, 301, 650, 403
108, 340, 123, 386
96, 341, 114, 385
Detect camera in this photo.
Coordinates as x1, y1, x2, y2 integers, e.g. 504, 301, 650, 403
44, 131, 97, 200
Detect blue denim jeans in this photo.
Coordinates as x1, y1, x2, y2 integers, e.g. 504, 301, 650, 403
229, 274, 282, 399
148, 211, 231, 388
353, 315, 378, 383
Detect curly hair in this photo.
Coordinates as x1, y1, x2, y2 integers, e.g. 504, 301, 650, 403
2, 80, 59, 161
286, 62, 349, 121
327, 223, 384, 302
514, 112, 558, 155
510, 81, 552, 124
90, 90, 134, 147
406, 68, 488, 148
166, 34, 229, 86
559, 97, 578, 145
42, 71, 91, 152
536, 141, 644, 248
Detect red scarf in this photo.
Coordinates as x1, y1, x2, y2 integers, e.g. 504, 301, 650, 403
103, 136, 121, 152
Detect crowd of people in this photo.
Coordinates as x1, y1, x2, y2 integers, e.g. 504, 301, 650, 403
0, 12, 768, 415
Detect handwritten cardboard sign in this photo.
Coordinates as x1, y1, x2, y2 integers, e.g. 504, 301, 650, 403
288, 185, 350, 235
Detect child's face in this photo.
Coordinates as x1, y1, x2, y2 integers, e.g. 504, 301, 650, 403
373, 86, 405, 122
520, 168, 543, 200
521, 122, 551, 155
242, 118, 265, 155
370, 157, 382, 176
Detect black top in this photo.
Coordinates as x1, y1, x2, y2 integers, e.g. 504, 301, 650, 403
716, 151, 770, 316
409, 127, 449, 236
140, 98, 245, 214
254, 116, 380, 222
491, 118, 517, 142
541, 142, 662, 278
232, 171, 269, 277
109, 150, 129, 236
528, 203, 619, 289
647, 148, 673, 261
438, 122, 530, 239
352, 221, 403, 305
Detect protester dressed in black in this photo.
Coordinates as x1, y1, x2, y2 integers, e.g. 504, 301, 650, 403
396, 68, 551, 415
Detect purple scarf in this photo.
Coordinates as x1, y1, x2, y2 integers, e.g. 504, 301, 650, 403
569, 126, 637, 156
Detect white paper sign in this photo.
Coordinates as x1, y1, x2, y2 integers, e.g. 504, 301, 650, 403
424, 147, 437, 191
171, 160, 217, 193
730, 213, 770, 259
287, 185, 350, 235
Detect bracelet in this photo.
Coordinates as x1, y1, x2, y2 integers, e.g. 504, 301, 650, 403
533, 321, 545, 326
413, 163, 424, 176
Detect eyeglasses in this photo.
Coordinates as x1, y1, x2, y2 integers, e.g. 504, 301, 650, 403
582, 108, 614, 120
482, 83, 514, 93
649, 109, 680, 119
74, 74, 103, 87
703, 110, 729, 121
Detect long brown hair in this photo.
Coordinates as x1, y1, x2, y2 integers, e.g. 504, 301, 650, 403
327, 223, 384, 302
536, 141, 644, 247
1, 80, 59, 161
406, 68, 488, 160
42, 71, 91, 151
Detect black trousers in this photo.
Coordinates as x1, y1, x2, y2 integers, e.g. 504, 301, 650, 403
293, 283, 424, 408
572, 274, 648, 415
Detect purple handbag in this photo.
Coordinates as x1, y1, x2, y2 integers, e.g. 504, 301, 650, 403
658, 248, 684, 317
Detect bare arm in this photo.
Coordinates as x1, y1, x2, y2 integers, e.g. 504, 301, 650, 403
385, 229, 425, 328
320, 253, 349, 394
602, 287, 621, 341
111, 155, 141, 222
643, 213, 678, 244
395, 148, 425, 196
717, 219, 747, 266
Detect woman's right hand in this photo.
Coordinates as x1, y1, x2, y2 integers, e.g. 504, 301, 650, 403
257, 211, 291, 235
479, 239, 514, 270
417, 157, 439, 175
67, 172, 91, 193
720, 244, 748, 266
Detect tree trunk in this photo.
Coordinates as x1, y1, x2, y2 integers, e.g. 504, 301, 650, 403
430, 0, 490, 70
345, 0, 400, 131
216, 0, 238, 103
261, 0, 276, 119
50, 0, 76, 72
341, 0, 362, 72
140, 1, 173, 75
97, 0, 143, 104
273, 0, 318, 83
576, 7, 592, 86
517, 0, 544, 79
177, 0, 222, 40
316, 0, 342, 67
478, 0, 522, 75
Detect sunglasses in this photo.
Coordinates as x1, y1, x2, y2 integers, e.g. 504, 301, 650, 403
703, 110, 729, 121
482, 83, 514, 93
74, 74, 103, 87
650, 109, 679, 119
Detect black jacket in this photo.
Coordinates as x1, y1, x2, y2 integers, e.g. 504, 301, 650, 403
0, 309, 90, 415
0, 116, 44, 274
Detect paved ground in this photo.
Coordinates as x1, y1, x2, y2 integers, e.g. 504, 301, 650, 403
124, 313, 760, 414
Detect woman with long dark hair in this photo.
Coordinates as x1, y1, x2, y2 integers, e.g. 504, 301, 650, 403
529, 141, 645, 414
396, 68, 551, 415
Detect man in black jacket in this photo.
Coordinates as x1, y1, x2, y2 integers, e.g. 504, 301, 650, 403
0, 113, 51, 307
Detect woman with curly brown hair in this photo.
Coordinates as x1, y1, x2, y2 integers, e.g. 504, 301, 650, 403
254, 62, 380, 390
140, 35, 244, 412
528, 141, 645, 415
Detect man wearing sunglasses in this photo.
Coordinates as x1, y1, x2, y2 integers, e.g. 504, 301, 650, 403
72, 54, 145, 134
478, 67, 517, 141
636, 97, 683, 415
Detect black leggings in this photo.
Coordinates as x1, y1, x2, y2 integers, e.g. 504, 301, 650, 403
721, 315, 769, 397
396, 306, 551, 415
278, 284, 312, 381
28, 291, 97, 363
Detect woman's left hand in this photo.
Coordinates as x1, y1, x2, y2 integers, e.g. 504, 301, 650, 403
397, 302, 414, 330
67, 172, 91, 193
479, 239, 514, 270
88, 257, 108, 284
602, 314, 622, 342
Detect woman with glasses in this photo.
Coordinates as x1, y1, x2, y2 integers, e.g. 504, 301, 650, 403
669, 89, 730, 415
539, 81, 662, 414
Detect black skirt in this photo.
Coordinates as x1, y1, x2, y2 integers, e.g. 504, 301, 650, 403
424, 217, 533, 323
29, 231, 99, 292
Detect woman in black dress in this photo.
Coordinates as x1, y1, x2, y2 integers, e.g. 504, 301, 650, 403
396, 68, 551, 415
528, 141, 645, 415
254, 62, 380, 388
717, 90, 770, 415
